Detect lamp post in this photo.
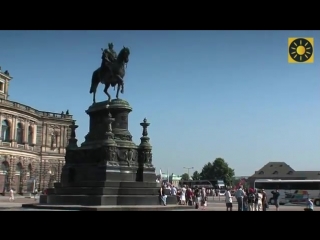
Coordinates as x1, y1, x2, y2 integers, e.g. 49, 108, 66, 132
183, 167, 194, 180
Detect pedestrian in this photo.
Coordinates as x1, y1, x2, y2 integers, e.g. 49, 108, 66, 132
262, 189, 268, 211
225, 188, 233, 211
235, 185, 245, 211
255, 189, 263, 211
9, 188, 14, 202
180, 185, 186, 205
34, 188, 38, 201
305, 198, 313, 211
247, 188, 255, 211
194, 187, 201, 209
159, 185, 167, 206
201, 187, 207, 210
271, 189, 280, 211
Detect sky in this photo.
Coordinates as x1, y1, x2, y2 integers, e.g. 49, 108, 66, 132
0, 30, 319, 177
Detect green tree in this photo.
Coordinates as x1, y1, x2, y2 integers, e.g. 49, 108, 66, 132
191, 171, 201, 180
200, 158, 235, 186
180, 173, 190, 181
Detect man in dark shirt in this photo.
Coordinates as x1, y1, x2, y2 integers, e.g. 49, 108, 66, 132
194, 188, 201, 209
271, 189, 280, 211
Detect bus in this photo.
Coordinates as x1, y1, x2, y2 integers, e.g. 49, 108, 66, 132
179, 180, 213, 189
179, 179, 225, 194
254, 179, 320, 206
208, 180, 226, 195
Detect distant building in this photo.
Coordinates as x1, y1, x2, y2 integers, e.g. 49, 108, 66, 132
169, 174, 181, 186
248, 162, 320, 186
156, 173, 182, 186
0, 68, 74, 195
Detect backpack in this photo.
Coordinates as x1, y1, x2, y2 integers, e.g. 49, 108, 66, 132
195, 189, 200, 197
248, 193, 255, 201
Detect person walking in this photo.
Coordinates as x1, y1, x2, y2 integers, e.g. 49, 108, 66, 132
235, 186, 245, 211
225, 188, 233, 211
262, 189, 268, 211
9, 188, 14, 202
255, 189, 263, 211
159, 185, 167, 206
194, 187, 201, 209
201, 187, 207, 210
247, 188, 255, 211
271, 189, 280, 211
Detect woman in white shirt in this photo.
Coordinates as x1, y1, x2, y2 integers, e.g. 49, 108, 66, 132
225, 188, 233, 211
201, 187, 207, 210
255, 189, 263, 211
9, 188, 14, 202
180, 185, 186, 205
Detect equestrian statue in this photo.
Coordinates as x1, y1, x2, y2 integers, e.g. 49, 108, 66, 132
90, 42, 130, 103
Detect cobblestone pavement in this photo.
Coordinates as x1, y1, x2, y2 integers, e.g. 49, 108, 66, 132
173, 199, 319, 211
0, 197, 38, 203
0, 195, 316, 211
0, 208, 76, 211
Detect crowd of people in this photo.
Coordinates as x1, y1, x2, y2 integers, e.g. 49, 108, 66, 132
159, 182, 315, 211
159, 183, 208, 209
234, 186, 272, 211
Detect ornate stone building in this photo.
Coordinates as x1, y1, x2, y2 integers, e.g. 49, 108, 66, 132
0, 68, 74, 195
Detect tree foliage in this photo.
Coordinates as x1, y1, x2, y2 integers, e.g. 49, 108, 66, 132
199, 158, 235, 186
180, 173, 189, 181
191, 171, 201, 180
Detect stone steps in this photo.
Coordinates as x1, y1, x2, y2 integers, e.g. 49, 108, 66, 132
55, 187, 159, 195
46, 194, 177, 205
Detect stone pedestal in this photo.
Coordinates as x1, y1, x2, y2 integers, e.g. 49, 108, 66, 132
46, 99, 176, 206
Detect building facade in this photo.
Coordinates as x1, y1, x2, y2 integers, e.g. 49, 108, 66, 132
0, 68, 74, 195
248, 161, 320, 186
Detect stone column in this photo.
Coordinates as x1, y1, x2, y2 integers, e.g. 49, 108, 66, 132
10, 117, 16, 143
8, 156, 14, 191
21, 124, 25, 144
57, 130, 61, 148
0, 113, 2, 143
4, 80, 9, 100
24, 122, 28, 144
42, 124, 47, 147
32, 124, 37, 145
63, 126, 67, 148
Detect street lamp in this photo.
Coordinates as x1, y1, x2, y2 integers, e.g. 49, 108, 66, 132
183, 167, 194, 180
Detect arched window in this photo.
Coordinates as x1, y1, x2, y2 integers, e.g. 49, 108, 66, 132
1, 161, 9, 173
16, 123, 23, 144
15, 163, 22, 175
1, 120, 10, 142
50, 132, 58, 149
27, 164, 32, 178
1, 161, 9, 192
28, 126, 33, 145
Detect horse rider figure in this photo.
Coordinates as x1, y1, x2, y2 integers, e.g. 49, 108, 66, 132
101, 42, 117, 71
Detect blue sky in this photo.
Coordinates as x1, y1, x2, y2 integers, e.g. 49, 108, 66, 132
0, 30, 319, 176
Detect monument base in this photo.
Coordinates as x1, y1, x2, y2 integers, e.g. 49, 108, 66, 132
46, 182, 176, 205
45, 99, 172, 206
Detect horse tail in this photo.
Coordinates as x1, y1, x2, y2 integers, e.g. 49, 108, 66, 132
90, 69, 99, 94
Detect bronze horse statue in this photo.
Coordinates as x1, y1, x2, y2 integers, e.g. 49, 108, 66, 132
90, 46, 130, 103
